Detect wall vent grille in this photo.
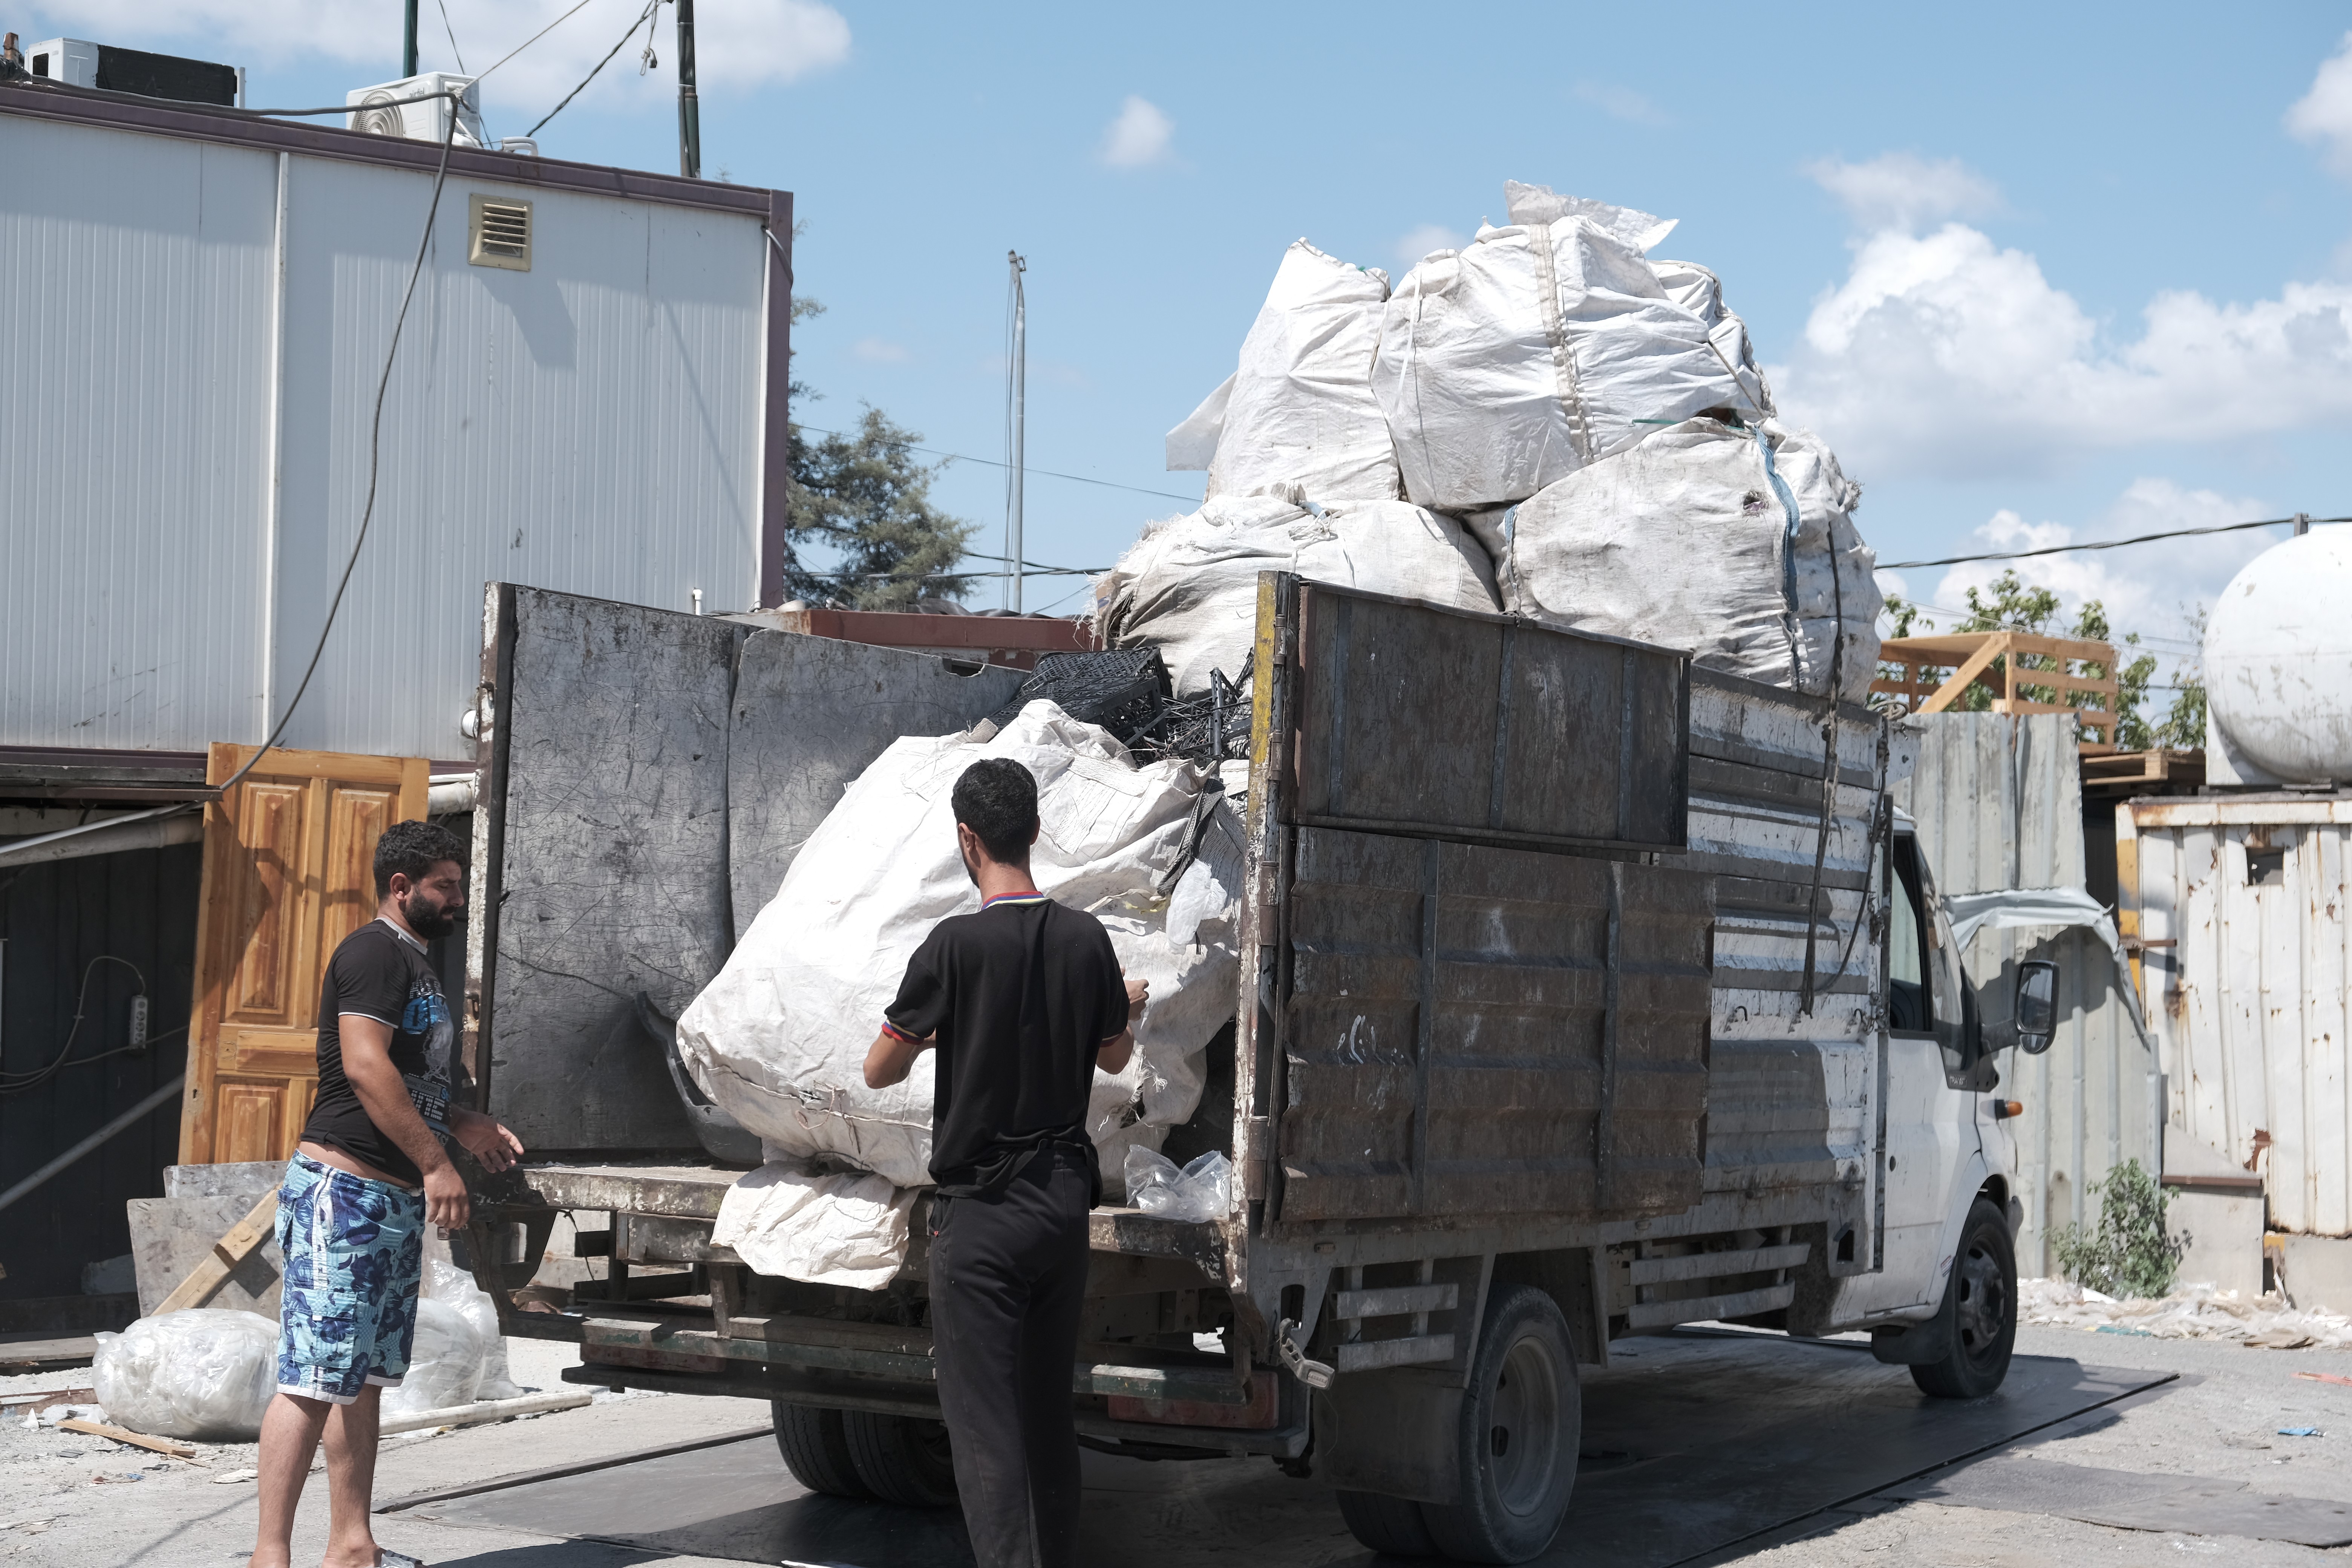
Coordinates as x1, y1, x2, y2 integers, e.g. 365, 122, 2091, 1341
469, 194, 531, 271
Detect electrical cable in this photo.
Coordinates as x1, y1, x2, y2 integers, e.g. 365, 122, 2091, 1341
0, 956, 148, 1097
1880, 514, 2345, 571
795, 424, 1199, 504
435, 0, 469, 71
528, 0, 660, 138
471, 0, 603, 84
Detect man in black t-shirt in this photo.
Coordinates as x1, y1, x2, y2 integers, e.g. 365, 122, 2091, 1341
865, 758, 1145, 1568
250, 819, 523, 1568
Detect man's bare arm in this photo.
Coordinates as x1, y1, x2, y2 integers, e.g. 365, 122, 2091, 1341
337, 1017, 469, 1228
1096, 975, 1150, 1075
864, 1027, 931, 1089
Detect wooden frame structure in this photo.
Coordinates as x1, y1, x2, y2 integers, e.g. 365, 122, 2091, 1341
1873, 631, 2121, 751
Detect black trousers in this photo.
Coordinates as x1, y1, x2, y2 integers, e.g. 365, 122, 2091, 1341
929, 1145, 1093, 1568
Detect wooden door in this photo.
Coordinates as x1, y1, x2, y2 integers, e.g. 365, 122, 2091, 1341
179, 744, 429, 1165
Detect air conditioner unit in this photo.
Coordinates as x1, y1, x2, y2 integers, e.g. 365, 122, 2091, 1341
345, 73, 486, 148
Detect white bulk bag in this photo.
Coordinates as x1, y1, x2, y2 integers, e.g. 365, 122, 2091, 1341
1496, 418, 1882, 703
1370, 186, 1764, 511
1166, 240, 1401, 503
380, 1297, 485, 1417
1094, 496, 1501, 696
676, 703, 1240, 1191
93, 1309, 276, 1440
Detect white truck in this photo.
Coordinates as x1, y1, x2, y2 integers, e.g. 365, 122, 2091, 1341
452, 576, 2058, 1565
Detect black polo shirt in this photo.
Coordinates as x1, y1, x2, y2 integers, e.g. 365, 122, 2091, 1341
884, 891, 1130, 1191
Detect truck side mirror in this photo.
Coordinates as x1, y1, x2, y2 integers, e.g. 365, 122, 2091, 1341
2014, 960, 2058, 1054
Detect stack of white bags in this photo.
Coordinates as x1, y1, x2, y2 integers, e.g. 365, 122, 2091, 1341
1129, 179, 1880, 702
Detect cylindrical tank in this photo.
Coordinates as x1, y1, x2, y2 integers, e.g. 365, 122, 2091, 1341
2205, 529, 2352, 784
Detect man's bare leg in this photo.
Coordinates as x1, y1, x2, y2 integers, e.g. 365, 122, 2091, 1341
249, 1392, 331, 1568
320, 1384, 387, 1568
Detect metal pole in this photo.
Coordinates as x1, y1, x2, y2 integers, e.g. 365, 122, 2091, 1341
403, 0, 419, 77
1006, 251, 1027, 612
0, 1073, 186, 1217
675, 0, 701, 179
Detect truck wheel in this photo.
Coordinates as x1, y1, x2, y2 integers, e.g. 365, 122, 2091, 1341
1419, 1283, 1580, 1564
1910, 1198, 2017, 1400
771, 1402, 874, 1499
841, 1410, 960, 1507
1337, 1489, 1440, 1557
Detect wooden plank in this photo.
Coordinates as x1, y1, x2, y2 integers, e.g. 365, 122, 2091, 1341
57, 1418, 199, 1461
154, 1191, 279, 1315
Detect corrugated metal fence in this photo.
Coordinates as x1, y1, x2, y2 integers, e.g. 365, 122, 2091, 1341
1895, 712, 2159, 1275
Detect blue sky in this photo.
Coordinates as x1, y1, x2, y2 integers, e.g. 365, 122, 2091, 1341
29, 0, 2352, 658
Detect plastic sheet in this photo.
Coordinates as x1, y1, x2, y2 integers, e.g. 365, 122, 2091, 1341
2021, 1277, 2352, 1349
711, 1164, 919, 1289
1124, 1146, 1233, 1223
380, 1297, 484, 1417
93, 1309, 276, 1441
420, 1229, 524, 1402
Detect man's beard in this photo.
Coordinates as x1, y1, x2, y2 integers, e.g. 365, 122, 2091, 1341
404, 891, 460, 941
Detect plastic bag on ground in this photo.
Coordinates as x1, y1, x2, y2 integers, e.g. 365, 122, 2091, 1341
1123, 1147, 1233, 1223
1167, 240, 1401, 503
712, 1164, 920, 1289
1370, 184, 1766, 511
1094, 495, 1500, 696
1496, 418, 1882, 703
379, 1297, 483, 1417
421, 1228, 524, 1401
93, 1309, 276, 1440
677, 701, 1242, 1196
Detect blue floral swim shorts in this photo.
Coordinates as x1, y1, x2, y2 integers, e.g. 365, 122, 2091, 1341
275, 1151, 425, 1404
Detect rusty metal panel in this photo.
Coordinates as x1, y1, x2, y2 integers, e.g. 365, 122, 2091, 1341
1285, 583, 1688, 855
1273, 829, 1714, 1226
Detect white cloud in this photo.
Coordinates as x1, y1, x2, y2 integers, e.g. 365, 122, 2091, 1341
1572, 80, 1667, 126
21, 0, 849, 113
1099, 95, 1174, 169
1395, 224, 1464, 264
852, 336, 908, 363
1805, 152, 2001, 233
1879, 479, 2283, 680
2288, 32, 2352, 177
1774, 215, 2352, 480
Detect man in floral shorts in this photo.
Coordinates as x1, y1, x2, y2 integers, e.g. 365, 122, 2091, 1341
249, 821, 523, 1568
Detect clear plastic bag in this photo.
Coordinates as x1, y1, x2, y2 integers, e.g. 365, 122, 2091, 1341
1123, 1147, 1233, 1223
379, 1297, 483, 1416
418, 1228, 524, 1401
93, 1309, 277, 1440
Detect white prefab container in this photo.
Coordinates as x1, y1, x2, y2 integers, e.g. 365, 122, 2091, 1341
0, 88, 791, 762
2124, 796, 2352, 1238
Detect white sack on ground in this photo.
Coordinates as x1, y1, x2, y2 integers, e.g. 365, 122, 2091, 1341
1168, 240, 1401, 502
713, 1165, 920, 1289
1496, 418, 1882, 703
380, 1297, 484, 1416
93, 1309, 276, 1440
678, 702, 1241, 1196
1371, 185, 1765, 511
1095, 496, 1501, 695
420, 1229, 522, 1401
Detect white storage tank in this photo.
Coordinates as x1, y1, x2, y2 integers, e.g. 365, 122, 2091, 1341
2205, 529, 2352, 787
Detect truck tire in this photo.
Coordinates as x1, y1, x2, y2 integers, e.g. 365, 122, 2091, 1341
771, 1402, 874, 1499
1337, 1489, 1440, 1557
1910, 1197, 2017, 1400
841, 1410, 960, 1506
1419, 1283, 1580, 1564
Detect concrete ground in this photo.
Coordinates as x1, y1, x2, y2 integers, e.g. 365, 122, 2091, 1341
0, 1325, 2346, 1566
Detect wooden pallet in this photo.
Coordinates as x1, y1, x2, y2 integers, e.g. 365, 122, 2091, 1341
1874, 631, 2122, 749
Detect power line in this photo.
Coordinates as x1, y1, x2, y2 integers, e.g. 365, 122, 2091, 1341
434, 0, 467, 70
795, 424, 1199, 504
474, 0, 602, 83
1880, 514, 2342, 571
528, 0, 658, 138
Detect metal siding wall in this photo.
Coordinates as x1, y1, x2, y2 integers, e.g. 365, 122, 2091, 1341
2139, 813, 2352, 1236
1893, 713, 2153, 1273
273, 162, 765, 759
0, 119, 275, 750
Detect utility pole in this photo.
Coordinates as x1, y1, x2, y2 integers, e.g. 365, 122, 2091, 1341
1005, 251, 1027, 612
675, 0, 701, 178
403, 0, 418, 77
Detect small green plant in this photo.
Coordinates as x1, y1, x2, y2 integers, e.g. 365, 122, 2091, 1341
2050, 1158, 2185, 1299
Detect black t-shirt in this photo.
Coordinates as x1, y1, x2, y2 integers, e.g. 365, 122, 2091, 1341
300, 918, 456, 1186
884, 893, 1130, 1191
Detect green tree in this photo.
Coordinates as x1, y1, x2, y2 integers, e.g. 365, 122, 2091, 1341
2051, 1159, 2185, 1300
2149, 604, 2210, 750
781, 293, 976, 611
